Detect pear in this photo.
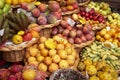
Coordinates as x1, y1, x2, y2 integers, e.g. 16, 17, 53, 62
0, 0, 5, 9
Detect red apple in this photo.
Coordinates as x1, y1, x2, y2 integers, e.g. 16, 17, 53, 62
69, 30, 77, 38
80, 35, 87, 42
82, 26, 90, 34
66, 25, 72, 30
23, 32, 32, 41
60, 20, 68, 28
76, 30, 83, 37
74, 37, 82, 44
72, 3, 79, 9
62, 29, 70, 36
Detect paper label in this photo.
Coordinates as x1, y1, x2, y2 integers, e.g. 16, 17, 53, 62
106, 26, 111, 31
67, 18, 75, 27
0, 29, 4, 36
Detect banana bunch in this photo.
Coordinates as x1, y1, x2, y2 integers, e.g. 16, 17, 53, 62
81, 41, 120, 70
0, 12, 30, 45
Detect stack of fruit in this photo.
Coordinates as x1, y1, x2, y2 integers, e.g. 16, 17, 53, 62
107, 13, 120, 27
6, 0, 35, 5
78, 59, 118, 80
18, 1, 62, 25
0, 12, 34, 45
0, 0, 11, 16
81, 41, 120, 70
60, 0, 79, 15
51, 18, 95, 47
96, 26, 120, 47
24, 36, 78, 74
79, 7, 106, 23
87, 1, 111, 16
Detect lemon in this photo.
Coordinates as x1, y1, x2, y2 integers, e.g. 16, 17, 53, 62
17, 30, 25, 36
12, 34, 23, 44
34, 1, 41, 6
102, 41, 115, 48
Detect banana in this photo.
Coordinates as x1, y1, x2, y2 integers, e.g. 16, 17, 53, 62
102, 54, 108, 60
108, 55, 118, 60
2, 24, 9, 42
19, 12, 29, 29
8, 19, 21, 31
93, 56, 100, 62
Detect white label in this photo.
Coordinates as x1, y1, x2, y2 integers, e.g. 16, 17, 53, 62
106, 26, 111, 31
67, 18, 75, 27
0, 29, 4, 36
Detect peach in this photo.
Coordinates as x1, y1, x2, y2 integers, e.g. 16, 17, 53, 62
38, 4, 47, 12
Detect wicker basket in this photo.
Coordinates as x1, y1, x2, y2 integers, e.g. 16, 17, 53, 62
3, 50, 25, 62
62, 8, 80, 16
0, 38, 38, 62
39, 20, 61, 38
78, 0, 91, 6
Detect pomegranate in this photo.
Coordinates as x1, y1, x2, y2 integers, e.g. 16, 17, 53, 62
9, 65, 23, 74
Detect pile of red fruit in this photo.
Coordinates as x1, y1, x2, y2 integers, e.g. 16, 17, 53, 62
51, 18, 95, 44
0, 65, 23, 80
60, 0, 79, 12
19, 1, 62, 25
79, 7, 106, 23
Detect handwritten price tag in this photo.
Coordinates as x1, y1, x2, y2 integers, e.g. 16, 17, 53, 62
67, 18, 75, 27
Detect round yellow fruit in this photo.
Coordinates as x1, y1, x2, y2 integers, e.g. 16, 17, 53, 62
39, 37, 47, 43
58, 50, 67, 59
49, 49, 57, 57
29, 47, 39, 57
52, 55, 61, 63
17, 30, 25, 36
29, 61, 39, 66
38, 63, 47, 72
59, 60, 69, 69
48, 63, 59, 73
22, 69, 36, 80
41, 49, 49, 57
67, 55, 75, 66
44, 57, 52, 65
28, 57, 36, 63
37, 55, 44, 62
56, 44, 65, 50
12, 34, 23, 44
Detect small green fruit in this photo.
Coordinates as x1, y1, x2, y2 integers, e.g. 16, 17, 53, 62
0, 0, 5, 9
3, 4, 11, 13
0, 9, 3, 15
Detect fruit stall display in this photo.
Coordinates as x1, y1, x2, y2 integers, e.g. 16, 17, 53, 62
0, 0, 120, 80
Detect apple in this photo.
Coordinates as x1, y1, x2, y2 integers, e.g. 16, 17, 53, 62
23, 32, 32, 41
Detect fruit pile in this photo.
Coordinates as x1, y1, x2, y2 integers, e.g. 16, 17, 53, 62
25, 36, 78, 73
6, 0, 35, 5
78, 59, 118, 80
0, 64, 48, 80
96, 26, 120, 47
87, 1, 111, 16
0, 12, 30, 45
0, 65, 23, 80
18, 1, 62, 25
51, 18, 95, 45
81, 41, 120, 70
107, 13, 120, 26
0, 0, 11, 16
59, 0, 79, 14
79, 7, 106, 23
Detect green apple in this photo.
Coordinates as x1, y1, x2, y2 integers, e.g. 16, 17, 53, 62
3, 4, 11, 13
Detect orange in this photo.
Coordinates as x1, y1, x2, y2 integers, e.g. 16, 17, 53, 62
22, 69, 36, 80
58, 50, 67, 59
41, 49, 49, 57
56, 44, 65, 50
29, 47, 38, 57
59, 60, 69, 69
71, 48, 77, 58
28, 57, 36, 63
30, 30, 39, 38
100, 28, 107, 36
29, 60, 39, 66
96, 35, 101, 40
44, 57, 52, 65
104, 34, 111, 40
39, 44, 45, 50
48, 63, 59, 73
39, 37, 47, 43
38, 63, 47, 72
65, 47, 72, 55
67, 55, 75, 66
37, 55, 44, 62
49, 49, 57, 57
52, 55, 61, 63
